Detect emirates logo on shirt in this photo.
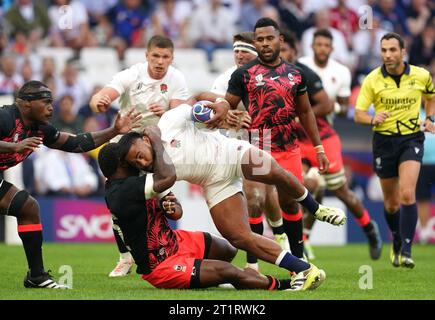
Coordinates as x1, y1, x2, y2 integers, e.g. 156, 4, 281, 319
160, 83, 168, 94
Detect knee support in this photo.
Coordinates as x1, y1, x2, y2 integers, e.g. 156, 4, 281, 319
324, 168, 347, 191
7, 190, 30, 217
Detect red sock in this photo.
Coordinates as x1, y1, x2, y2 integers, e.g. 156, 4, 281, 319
356, 210, 371, 227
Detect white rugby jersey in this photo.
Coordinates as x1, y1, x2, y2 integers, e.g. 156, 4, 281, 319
298, 56, 351, 101
107, 62, 189, 129
158, 104, 244, 186
211, 66, 237, 96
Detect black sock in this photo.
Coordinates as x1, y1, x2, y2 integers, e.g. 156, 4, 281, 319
266, 275, 292, 290
283, 217, 304, 258
113, 225, 129, 254
297, 190, 320, 215
271, 225, 285, 235
400, 203, 418, 257
18, 227, 44, 277
384, 208, 401, 252
247, 220, 264, 264
363, 221, 375, 234
268, 218, 285, 235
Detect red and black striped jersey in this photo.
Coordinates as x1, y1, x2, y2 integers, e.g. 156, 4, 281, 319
0, 104, 59, 171
227, 58, 306, 152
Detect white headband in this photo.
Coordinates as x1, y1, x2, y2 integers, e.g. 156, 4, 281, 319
233, 41, 258, 56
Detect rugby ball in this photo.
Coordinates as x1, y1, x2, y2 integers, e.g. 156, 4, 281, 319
191, 100, 214, 123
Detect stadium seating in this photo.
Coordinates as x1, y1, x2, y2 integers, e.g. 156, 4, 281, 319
213, 49, 235, 73
79, 48, 120, 87
36, 47, 75, 73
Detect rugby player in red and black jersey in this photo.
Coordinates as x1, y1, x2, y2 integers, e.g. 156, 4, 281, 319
222, 18, 328, 261
0, 81, 141, 289
99, 127, 296, 291
280, 31, 382, 261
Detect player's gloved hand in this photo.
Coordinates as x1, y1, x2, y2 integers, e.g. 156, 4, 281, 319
147, 103, 166, 117
113, 109, 142, 134
161, 192, 177, 215
15, 137, 43, 153
161, 192, 182, 220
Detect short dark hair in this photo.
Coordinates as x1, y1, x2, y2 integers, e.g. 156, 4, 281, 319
280, 29, 297, 50
313, 28, 333, 42
147, 35, 174, 50
98, 143, 121, 178
381, 32, 405, 49
233, 32, 255, 44
254, 17, 279, 32
117, 132, 143, 162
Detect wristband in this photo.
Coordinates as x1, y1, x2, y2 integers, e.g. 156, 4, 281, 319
370, 116, 375, 126
314, 145, 325, 154
215, 97, 230, 108
426, 115, 435, 123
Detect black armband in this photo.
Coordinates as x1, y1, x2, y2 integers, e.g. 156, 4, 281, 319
61, 133, 96, 153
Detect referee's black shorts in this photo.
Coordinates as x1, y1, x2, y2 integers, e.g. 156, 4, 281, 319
372, 131, 425, 179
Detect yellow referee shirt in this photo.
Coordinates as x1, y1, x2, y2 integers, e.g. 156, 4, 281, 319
356, 63, 435, 135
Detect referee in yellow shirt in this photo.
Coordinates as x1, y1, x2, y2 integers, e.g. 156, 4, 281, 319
355, 32, 435, 269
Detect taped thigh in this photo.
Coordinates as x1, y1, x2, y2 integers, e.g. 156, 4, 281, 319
324, 168, 347, 191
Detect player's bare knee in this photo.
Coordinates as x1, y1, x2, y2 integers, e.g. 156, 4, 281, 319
278, 198, 299, 214
385, 204, 400, 214
400, 187, 415, 205
246, 191, 265, 217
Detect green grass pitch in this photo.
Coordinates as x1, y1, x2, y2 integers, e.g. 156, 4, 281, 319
0, 243, 434, 300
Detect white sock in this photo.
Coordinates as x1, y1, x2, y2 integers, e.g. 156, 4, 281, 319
120, 252, 132, 261
274, 250, 288, 266
295, 188, 308, 202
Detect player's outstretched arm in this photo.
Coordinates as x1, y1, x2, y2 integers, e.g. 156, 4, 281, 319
48, 109, 142, 153
90, 87, 120, 113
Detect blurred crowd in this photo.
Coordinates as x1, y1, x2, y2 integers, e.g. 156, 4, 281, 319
0, 0, 433, 198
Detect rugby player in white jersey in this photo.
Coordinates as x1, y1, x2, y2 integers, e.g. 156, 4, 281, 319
90, 35, 189, 277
